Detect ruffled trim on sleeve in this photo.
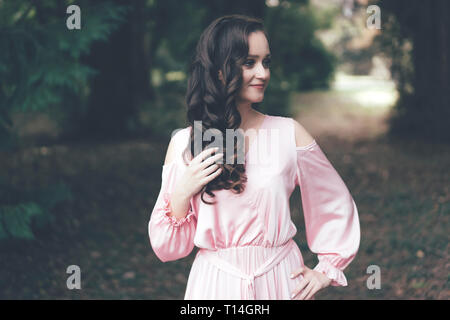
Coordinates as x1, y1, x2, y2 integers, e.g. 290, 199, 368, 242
313, 258, 348, 287
161, 192, 195, 227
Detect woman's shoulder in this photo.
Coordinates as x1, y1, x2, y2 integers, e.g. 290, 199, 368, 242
265, 114, 294, 126
171, 126, 191, 139
266, 115, 315, 148
170, 126, 193, 149
265, 114, 295, 134
164, 126, 191, 166
290, 118, 315, 148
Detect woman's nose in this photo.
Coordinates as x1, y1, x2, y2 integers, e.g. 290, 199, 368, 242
255, 64, 268, 79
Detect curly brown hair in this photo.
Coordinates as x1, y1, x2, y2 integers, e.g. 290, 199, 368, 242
182, 14, 270, 205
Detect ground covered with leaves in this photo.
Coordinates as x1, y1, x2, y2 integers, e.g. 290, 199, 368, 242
1, 79, 449, 299
0, 125, 448, 299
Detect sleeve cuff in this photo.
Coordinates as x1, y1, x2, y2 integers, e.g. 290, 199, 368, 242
161, 192, 195, 227
313, 258, 348, 287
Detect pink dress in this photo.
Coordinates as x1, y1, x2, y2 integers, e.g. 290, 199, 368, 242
148, 115, 360, 300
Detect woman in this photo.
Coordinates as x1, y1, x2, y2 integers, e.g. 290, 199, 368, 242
148, 14, 360, 300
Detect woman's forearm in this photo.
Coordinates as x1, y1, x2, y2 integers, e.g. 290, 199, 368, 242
168, 185, 193, 220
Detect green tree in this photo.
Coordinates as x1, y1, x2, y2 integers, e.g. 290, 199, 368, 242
0, 0, 126, 240
263, 1, 336, 116
0, 0, 127, 149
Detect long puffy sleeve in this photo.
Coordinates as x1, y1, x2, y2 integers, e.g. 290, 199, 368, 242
148, 160, 197, 262
295, 140, 360, 286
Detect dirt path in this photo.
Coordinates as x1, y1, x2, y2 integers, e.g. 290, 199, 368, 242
290, 72, 397, 142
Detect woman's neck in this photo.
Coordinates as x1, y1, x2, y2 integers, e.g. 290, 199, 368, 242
237, 103, 261, 130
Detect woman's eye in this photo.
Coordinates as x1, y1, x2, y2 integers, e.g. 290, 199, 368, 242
244, 59, 271, 67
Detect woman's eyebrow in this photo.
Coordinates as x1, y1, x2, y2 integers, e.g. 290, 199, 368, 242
247, 53, 271, 58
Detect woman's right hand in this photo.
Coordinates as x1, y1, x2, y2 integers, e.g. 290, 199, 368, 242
178, 147, 223, 199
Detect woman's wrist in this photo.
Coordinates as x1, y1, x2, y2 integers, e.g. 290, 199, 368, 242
169, 187, 193, 219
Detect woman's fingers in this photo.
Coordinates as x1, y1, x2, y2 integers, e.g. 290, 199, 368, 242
203, 164, 222, 181
203, 165, 222, 183
191, 147, 220, 166
291, 278, 309, 299
290, 266, 329, 300
304, 283, 320, 300
290, 266, 306, 299
203, 162, 219, 176
297, 281, 315, 300
290, 266, 305, 279
200, 152, 223, 170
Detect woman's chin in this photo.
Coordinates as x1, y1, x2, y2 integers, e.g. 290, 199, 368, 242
238, 94, 265, 104
248, 94, 265, 102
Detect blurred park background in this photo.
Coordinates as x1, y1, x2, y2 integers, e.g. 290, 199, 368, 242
0, 0, 448, 299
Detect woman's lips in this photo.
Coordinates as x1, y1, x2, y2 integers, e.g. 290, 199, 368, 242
250, 85, 264, 89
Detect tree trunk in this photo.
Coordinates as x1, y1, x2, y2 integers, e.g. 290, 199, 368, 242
80, 0, 151, 139
412, 1, 450, 138
388, 0, 450, 141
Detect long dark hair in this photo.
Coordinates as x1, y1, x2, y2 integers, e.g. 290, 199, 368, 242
182, 14, 270, 205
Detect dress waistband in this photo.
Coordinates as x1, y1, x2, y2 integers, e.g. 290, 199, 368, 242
198, 239, 295, 300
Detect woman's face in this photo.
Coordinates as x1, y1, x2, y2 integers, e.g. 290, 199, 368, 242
237, 31, 271, 104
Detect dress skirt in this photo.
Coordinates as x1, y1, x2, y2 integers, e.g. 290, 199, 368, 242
184, 239, 310, 300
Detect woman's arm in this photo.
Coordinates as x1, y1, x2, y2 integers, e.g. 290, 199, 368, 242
290, 119, 361, 299
163, 136, 195, 221
148, 132, 197, 262
148, 129, 223, 262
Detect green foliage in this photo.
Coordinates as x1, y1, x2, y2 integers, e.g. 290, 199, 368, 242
0, 180, 73, 240
0, 0, 128, 149
261, 71, 292, 117
0, 203, 43, 240
0, 0, 338, 144
140, 80, 189, 137
265, 2, 337, 92
253, 1, 337, 117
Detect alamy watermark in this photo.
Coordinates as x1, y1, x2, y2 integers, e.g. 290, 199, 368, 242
171, 121, 281, 168
66, 265, 81, 289
366, 265, 381, 289
66, 5, 81, 30
66, 4, 380, 31
366, 5, 381, 30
